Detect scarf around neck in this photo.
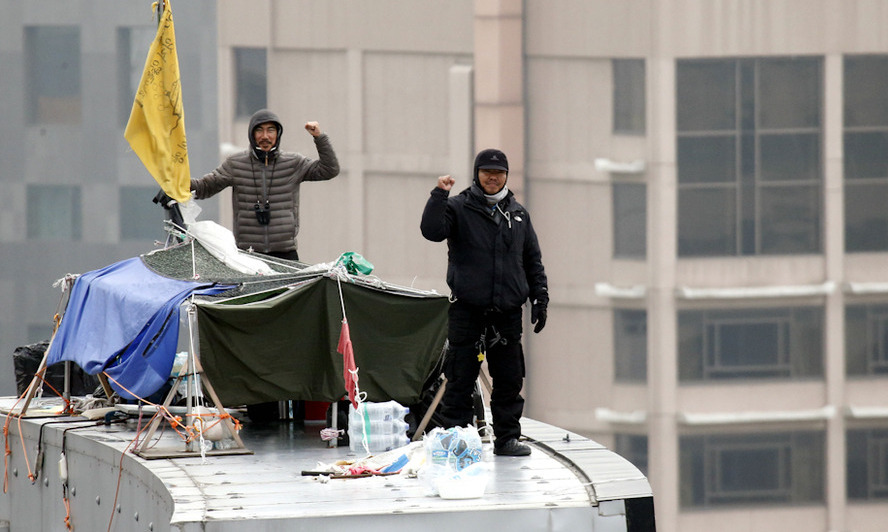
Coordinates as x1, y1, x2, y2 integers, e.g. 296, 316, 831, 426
484, 185, 509, 206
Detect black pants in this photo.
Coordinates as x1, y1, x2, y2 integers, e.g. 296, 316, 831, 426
266, 250, 299, 261
439, 301, 526, 445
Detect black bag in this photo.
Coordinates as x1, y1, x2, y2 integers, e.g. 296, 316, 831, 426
12, 340, 99, 397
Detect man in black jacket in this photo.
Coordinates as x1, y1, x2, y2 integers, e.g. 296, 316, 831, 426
420, 148, 548, 457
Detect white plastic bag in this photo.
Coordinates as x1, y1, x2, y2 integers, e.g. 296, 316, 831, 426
419, 426, 487, 498
435, 462, 490, 499
179, 199, 274, 276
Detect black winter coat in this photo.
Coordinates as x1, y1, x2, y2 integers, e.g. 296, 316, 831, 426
421, 184, 548, 311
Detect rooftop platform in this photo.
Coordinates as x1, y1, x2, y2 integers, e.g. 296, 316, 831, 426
0, 399, 653, 532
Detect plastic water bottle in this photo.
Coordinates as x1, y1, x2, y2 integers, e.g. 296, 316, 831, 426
348, 401, 409, 424
349, 432, 409, 453
427, 429, 451, 467
347, 401, 410, 453
453, 427, 482, 470
348, 419, 409, 435
424, 426, 483, 471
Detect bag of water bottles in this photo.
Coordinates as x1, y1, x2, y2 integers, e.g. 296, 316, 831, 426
424, 426, 482, 471
348, 400, 410, 454
419, 426, 488, 498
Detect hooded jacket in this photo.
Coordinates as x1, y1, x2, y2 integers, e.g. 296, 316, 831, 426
420, 183, 549, 312
191, 109, 340, 255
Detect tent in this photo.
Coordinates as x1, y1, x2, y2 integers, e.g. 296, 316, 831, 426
197, 276, 448, 406
45, 240, 448, 406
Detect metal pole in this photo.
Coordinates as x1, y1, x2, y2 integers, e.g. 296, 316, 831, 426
156, 0, 165, 27
63, 361, 71, 401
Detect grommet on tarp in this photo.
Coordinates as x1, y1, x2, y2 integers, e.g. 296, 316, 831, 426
335, 252, 374, 276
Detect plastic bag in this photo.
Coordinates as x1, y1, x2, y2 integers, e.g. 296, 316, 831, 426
178, 199, 274, 276
186, 219, 274, 275
424, 426, 482, 471
434, 462, 490, 499
419, 426, 487, 498
335, 251, 374, 275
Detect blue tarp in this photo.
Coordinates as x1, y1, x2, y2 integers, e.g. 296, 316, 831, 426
47, 257, 232, 400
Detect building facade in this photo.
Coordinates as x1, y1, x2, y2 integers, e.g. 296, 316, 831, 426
214, 2, 888, 530
0, 0, 219, 395
3, 1, 888, 531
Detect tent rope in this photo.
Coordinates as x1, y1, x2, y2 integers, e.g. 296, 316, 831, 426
334, 265, 371, 454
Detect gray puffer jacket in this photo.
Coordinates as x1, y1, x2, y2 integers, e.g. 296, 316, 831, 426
191, 109, 340, 255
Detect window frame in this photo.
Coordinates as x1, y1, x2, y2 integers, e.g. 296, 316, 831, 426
848, 428, 888, 500
846, 302, 888, 376
676, 57, 824, 257
614, 308, 648, 382
703, 316, 791, 379
844, 54, 888, 252
705, 439, 792, 504
26, 184, 82, 241
613, 58, 646, 135
681, 431, 825, 508
679, 306, 824, 382
612, 181, 647, 259
234, 47, 268, 119
25, 25, 82, 125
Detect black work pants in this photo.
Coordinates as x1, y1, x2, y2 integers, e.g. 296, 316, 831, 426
266, 250, 299, 261
439, 301, 526, 445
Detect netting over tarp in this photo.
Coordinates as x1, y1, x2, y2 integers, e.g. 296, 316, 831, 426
141, 238, 311, 295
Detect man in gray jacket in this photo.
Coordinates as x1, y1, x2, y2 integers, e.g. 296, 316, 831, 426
191, 108, 340, 261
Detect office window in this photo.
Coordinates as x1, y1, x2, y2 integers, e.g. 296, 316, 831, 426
26, 26, 81, 124
613, 182, 646, 258
120, 186, 166, 241
845, 55, 888, 251
117, 27, 155, 128
614, 434, 648, 476
613, 59, 645, 134
677, 58, 822, 257
678, 307, 823, 381
848, 429, 888, 500
846, 303, 888, 376
27, 185, 81, 241
234, 47, 267, 119
681, 431, 824, 508
614, 309, 647, 382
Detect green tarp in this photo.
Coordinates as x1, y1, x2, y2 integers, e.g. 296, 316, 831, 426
196, 277, 448, 407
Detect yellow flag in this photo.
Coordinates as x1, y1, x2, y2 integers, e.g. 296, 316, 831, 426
124, 0, 191, 203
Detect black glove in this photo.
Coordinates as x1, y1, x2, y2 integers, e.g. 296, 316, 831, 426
152, 189, 177, 209
152, 188, 185, 233
531, 301, 547, 333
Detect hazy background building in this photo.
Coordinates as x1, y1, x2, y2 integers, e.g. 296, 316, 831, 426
0, 1, 218, 393
3, 1, 888, 531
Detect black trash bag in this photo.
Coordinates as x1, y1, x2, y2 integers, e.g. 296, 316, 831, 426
405, 374, 448, 440
246, 401, 281, 424
12, 340, 99, 397
403, 364, 485, 440
404, 347, 449, 440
